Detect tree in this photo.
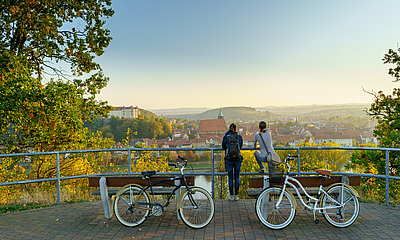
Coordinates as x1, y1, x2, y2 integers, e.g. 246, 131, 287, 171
0, 0, 114, 150
1, 1, 114, 78
0, 1, 115, 183
349, 47, 400, 204
293, 142, 350, 172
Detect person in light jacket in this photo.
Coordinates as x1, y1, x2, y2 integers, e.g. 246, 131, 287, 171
253, 121, 275, 179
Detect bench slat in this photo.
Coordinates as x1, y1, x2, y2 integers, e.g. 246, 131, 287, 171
89, 176, 195, 188
248, 175, 361, 188
247, 188, 320, 197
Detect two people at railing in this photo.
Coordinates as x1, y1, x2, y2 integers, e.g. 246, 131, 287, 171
223, 121, 276, 201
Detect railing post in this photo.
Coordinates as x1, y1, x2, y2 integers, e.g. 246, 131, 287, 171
297, 148, 301, 176
211, 149, 215, 199
56, 153, 60, 204
128, 149, 131, 177
386, 150, 389, 206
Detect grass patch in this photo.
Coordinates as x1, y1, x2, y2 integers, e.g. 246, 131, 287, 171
66, 199, 90, 204
0, 203, 48, 214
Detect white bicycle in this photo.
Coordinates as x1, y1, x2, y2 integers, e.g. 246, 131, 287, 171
255, 155, 360, 230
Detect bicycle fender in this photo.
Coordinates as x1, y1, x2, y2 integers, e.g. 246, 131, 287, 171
176, 186, 204, 210
318, 183, 359, 206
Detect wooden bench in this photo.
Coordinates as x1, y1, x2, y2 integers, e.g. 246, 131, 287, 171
247, 175, 361, 197
89, 176, 195, 219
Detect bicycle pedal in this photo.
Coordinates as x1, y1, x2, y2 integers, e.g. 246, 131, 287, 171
314, 219, 319, 225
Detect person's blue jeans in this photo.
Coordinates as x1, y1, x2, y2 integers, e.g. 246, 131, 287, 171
254, 151, 275, 179
225, 160, 242, 196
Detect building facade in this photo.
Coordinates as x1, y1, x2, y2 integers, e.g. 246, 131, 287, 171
110, 106, 140, 119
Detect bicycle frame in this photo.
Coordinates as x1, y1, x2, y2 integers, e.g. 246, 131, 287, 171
137, 160, 194, 209
275, 157, 347, 213
277, 175, 345, 213
142, 175, 190, 207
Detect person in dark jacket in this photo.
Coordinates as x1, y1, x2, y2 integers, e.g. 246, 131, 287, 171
222, 123, 243, 201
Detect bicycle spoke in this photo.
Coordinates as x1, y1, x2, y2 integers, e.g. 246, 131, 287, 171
120, 196, 131, 205
178, 187, 214, 229
256, 187, 295, 229
114, 185, 150, 227
343, 196, 355, 205
321, 185, 359, 228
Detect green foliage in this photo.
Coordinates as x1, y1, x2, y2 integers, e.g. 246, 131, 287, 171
293, 142, 350, 172
348, 143, 400, 204
175, 150, 201, 162
0, 0, 114, 78
0, 203, 47, 214
85, 115, 172, 143
0, 1, 116, 205
348, 48, 400, 205
215, 150, 286, 199
383, 48, 400, 82
368, 88, 400, 148
120, 130, 171, 173
0, 0, 115, 152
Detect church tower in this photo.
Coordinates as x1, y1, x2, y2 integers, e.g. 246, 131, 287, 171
218, 108, 224, 120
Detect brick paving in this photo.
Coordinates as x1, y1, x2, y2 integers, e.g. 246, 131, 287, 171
0, 200, 399, 239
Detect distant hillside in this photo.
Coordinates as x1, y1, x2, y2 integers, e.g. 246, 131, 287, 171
146, 103, 372, 121
139, 108, 157, 118
150, 108, 210, 116
167, 106, 275, 121
257, 103, 370, 118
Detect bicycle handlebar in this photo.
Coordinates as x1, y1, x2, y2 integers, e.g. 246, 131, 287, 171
286, 155, 299, 160
169, 155, 188, 170
283, 155, 299, 173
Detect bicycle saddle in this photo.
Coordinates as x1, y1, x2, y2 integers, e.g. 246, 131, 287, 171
316, 169, 332, 176
141, 171, 156, 177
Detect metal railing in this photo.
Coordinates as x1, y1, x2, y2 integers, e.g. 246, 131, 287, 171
0, 146, 399, 205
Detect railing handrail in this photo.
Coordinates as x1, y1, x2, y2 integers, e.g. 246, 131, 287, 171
0, 146, 399, 205
2, 146, 400, 158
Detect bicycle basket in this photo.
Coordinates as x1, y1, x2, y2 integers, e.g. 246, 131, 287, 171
270, 165, 285, 184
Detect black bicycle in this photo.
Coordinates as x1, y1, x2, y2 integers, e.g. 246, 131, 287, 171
113, 155, 215, 229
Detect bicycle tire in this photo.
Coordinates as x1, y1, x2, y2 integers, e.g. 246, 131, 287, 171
114, 184, 150, 227
321, 185, 359, 228
177, 187, 215, 229
255, 186, 296, 230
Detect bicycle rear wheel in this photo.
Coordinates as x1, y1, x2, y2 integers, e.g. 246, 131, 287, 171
178, 187, 215, 229
255, 187, 296, 230
114, 184, 150, 227
321, 185, 359, 228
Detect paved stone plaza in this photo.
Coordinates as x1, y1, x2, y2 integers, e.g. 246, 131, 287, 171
0, 200, 399, 239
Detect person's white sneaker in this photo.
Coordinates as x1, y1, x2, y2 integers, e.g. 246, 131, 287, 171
229, 195, 234, 201
234, 195, 239, 201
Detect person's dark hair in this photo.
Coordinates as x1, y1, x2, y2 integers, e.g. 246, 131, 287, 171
229, 123, 237, 132
259, 121, 267, 132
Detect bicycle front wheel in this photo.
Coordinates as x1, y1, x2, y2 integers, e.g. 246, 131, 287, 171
114, 184, 150, 227
255, 187, 296, 230
178, 187, 215, 229
321, 185, 359, 228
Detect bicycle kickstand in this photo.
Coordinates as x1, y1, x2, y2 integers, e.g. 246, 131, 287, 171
313, 211, 319, 224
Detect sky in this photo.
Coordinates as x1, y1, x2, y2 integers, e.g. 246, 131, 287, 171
94, 0, 400, 110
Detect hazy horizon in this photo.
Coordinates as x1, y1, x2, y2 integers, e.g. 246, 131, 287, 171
95, 1, 400, 109
146, 103, 371, 117
146, 102, 370, 111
